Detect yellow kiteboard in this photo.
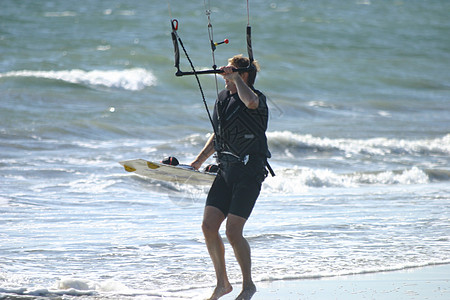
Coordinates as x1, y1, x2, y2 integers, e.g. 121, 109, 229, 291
119, 159, 216, 186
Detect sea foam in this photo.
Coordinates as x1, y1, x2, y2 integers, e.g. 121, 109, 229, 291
0, 68, 156, 91
267, 131, 450, 156
263, 166, 430, 193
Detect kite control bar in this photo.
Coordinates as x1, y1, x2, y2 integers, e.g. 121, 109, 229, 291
170, 19, 254, 77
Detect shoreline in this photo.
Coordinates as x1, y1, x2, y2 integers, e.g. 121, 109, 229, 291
177, 264, 450, 300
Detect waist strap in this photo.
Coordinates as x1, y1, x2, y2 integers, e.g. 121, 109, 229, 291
217, 151, 249, 164
217, 151, 275, 177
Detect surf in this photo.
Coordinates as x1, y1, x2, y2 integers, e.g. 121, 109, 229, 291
0, 68, 156, 91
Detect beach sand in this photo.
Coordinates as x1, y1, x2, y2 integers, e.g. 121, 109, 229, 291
183, 264, 449, 300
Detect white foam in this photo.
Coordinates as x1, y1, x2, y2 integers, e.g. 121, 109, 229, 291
0, 68, 157, 91
44, 11, 77, 17
57, 278, 130, 293
355, 167, 429, 185
0, 275, 137, 298
267, 131, 450, 156
57, 278, 91, 290
263, 166, 430, 193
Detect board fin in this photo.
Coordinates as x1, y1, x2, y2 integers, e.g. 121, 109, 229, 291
123, 165, 136, 172
147, 162, 160, 169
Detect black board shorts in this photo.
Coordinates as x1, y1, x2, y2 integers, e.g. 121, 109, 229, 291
206, 155, 267, 219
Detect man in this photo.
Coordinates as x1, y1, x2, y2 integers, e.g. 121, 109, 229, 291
190, 54, 270, 300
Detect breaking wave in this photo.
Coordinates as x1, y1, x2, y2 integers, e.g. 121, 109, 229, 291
267, 131, 450, 157
263, 166, 435, 193
0, 68, 156, 91
262, 131, 450, 193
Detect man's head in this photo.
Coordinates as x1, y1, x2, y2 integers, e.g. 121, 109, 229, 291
227, 54, 260, 87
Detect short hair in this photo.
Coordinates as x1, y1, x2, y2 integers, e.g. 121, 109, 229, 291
228, 54, 260, 87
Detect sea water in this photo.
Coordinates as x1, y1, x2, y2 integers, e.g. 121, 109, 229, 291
1, 0, 449, 299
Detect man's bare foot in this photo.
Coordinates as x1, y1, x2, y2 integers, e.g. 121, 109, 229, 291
235, 282, 256, 300
207, 284, 233, 300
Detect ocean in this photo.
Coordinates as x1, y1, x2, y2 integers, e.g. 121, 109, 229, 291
1, 0, 449, 299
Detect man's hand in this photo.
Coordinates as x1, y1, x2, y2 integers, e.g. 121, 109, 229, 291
190, 159, 203, 171
190, 134, 216, 171
220, 65, 240, 82
220, 65, 259, 109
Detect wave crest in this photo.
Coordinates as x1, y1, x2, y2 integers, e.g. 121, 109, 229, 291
0, 68, 156, 91
263, 167, 431, 193
267, 131, 450, 156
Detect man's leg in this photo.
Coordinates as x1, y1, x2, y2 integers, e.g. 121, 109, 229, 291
226, 214, 256, 300
202, 205, 233, 300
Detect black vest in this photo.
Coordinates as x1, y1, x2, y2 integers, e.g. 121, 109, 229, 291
212, 89, 270, 159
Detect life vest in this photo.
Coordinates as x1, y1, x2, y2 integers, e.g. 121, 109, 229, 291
212, 89, 270, 159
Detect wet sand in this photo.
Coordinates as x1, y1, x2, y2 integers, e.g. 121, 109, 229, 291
251, 264, 450, 300
183, 264, 449, 300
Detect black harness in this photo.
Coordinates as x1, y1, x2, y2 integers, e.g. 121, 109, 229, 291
215, 89, 275, 177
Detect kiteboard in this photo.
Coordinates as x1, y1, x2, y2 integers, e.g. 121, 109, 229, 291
119, 159, 216, 186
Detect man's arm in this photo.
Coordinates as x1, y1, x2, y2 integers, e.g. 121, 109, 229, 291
221, 66, 259, 109
190, 133, 216, 170
234, 75, 259, 109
